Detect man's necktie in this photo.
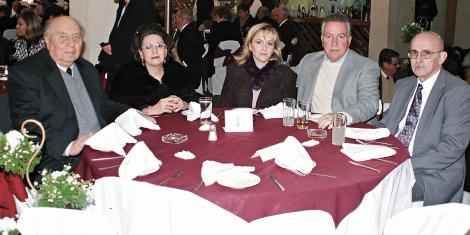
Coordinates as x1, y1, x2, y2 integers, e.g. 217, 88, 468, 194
397, 84, 423, 147
173, 30, 181, 43
66, 67, 72, 76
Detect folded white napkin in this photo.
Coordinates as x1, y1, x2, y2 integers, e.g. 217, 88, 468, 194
309, 114, 323, 123
340, 143, 396, 161
260, 102, 283, 119
174, 150, 196, 160
252, 139, 319, 161
275, 136, 316, 174
85, 123, 137, 156
118, 141, 162, 179
345, 127, 390, 141
181, 102, 219, 122
201, 160, 255, 186
115, 108, 160, 136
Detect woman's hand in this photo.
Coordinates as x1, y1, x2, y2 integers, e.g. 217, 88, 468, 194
148, 97, 178, 115
168, 95, 188, 112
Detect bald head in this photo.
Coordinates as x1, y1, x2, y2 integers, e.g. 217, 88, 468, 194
410, 31, 447, 82
44, 16, 84, 67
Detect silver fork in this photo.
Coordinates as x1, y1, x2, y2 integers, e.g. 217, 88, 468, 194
355, 139, 398, 149
292, 169, 337, 179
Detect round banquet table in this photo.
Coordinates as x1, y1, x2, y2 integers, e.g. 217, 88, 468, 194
74, 109, 410, 226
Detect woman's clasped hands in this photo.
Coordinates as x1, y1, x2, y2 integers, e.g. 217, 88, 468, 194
147, 95, 188, 115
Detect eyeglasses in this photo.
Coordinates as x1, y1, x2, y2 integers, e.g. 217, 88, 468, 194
141, 43, 166, 51
408, 49, 442, 59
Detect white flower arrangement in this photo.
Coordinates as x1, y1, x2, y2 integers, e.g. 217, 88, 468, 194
0, 130, 41, 178
35, 166, 94, 210
401, 22, 424, 42
0, 217, 19, 235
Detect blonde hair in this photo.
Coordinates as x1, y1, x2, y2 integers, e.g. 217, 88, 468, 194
235, 23, 282, 65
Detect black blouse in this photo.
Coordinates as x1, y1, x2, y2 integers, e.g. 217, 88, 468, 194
109, 59, 198, 109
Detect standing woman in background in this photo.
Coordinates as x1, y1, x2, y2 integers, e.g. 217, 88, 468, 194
12, 10, 45, 63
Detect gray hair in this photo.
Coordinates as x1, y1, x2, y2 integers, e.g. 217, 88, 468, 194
278, 7, 290, 18
177, 8, 193, 23
321, 13, 350, 37
44, 16, 85, 39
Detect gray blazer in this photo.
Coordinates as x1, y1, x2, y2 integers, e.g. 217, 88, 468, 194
296, 49, 379, 123
378, 69, 470, 205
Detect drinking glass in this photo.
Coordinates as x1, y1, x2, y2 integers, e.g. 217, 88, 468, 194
199, 97, 212, 125
282, 98, 296, 126
296, 101, 310, 130
332, 113, 347, 145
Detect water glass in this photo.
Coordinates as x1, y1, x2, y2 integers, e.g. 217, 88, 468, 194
332, 113, 347, 145
199, 97, 212, 125
296, 101, 310, 130
282, 98, 296, 126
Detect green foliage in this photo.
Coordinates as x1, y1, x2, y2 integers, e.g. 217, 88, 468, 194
0, 131, 41, 178
36, 166, 93, 210
401, 22, 424, 43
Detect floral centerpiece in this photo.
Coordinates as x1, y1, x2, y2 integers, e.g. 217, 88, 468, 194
35, 166, 93, 210
0, 217, 19, 235
401, 22, 424, 43
0, 130, 41, 178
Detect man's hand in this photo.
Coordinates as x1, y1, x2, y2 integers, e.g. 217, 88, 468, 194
102, 44, 112, 55
318, 113, 334, 129
68, 133, 93, 156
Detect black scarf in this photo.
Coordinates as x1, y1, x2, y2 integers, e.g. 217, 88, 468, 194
244, 56, 276, 90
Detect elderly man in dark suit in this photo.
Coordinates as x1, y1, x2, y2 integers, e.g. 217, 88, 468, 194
173, 8, 204, 89
8, 16, 129, 180
378, 31, 470, 205
271, 6, 295, 62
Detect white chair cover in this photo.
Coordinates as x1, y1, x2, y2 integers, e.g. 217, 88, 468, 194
383, 203, 470, 235
92, 177, 246, 235
3, 29, 17, 41
208, 40, 240, 95
17, 207, 116, 235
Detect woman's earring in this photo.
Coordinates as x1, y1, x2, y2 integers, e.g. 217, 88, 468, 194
141, 58, 145, 66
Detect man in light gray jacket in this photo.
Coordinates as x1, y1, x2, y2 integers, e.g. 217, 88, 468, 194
296, 14, 379, 128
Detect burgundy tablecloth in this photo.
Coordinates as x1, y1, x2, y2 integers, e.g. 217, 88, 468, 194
74, 111, 409, 225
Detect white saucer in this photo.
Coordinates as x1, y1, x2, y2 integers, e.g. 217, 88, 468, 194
217, 173, 260, 189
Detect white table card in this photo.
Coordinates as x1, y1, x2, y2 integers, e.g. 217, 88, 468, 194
224, 109, 253, 132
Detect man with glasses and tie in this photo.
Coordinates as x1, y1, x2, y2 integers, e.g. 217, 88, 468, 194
378, 31, 470, 205
8, 16, 129, 181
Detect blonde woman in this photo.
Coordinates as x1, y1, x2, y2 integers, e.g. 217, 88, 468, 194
215, 23, 297, 109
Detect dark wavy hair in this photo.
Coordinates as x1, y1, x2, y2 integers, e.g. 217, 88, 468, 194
131, 23, 173, 62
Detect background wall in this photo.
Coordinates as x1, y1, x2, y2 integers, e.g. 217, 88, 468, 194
70, 0, 118, 65
454, 0, 470, 48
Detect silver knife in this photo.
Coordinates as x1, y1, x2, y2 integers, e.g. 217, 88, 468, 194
159, 171, 184, 186
268, 174, 285, 191
375, 158, 398, 165
348, 160, 381, 173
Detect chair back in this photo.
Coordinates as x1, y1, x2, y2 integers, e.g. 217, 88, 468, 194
3, 29, 17, 41
208, 40, 240, 95
384, 203, 470, 235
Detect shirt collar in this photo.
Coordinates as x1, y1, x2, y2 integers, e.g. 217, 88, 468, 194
324, 50, 348, 64
279, 19, 288, 27
180, 23, 189, 31
56, 63, 74, 73
418, 69, 439, 91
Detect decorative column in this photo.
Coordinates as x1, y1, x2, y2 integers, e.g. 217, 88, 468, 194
69, 0, 118, 64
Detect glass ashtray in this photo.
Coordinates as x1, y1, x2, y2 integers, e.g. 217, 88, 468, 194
307, 128, 327, 139
162, 133, 188, 144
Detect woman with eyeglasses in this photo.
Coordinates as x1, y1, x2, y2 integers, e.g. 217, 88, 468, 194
109, 23, 197, 115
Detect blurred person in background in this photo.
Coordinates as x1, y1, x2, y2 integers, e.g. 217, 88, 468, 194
12, 9, 45, 63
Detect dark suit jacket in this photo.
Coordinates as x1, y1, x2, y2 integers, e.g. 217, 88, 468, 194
378, 69, 470, 205
233, 15, 256, 38
214, 61, 297, 109
99, 0, 157, 73
196, 0, 214, 27
8, 50, 128, 174
109, 59, 198, 109
277, 19, 295, 61
208, 20, 243, 76
177, 23, 204, 88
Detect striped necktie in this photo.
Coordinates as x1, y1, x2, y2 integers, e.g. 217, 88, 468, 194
397, 84, 423, 147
